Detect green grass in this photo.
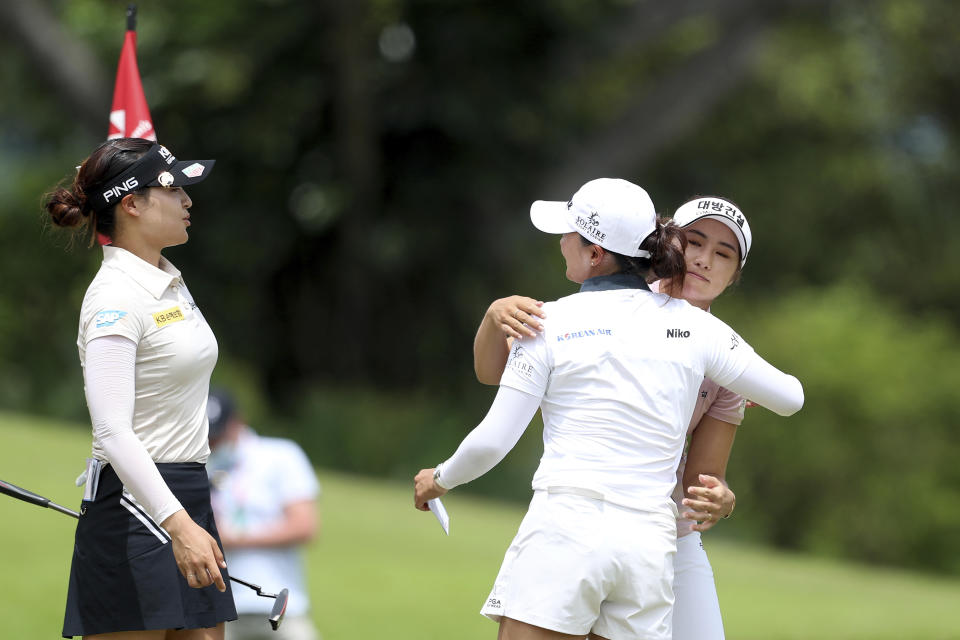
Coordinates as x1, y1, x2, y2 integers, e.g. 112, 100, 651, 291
2, 413, 959, 639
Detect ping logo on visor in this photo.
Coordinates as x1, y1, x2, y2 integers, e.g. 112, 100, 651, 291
92, 143, 215, 212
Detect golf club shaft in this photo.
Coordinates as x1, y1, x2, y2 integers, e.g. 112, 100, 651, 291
0, 478, 276, 597
228, 574, 278, 598
47, 501, 82, 518
0, 478, 79, 517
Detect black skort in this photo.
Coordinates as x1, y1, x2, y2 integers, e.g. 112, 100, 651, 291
62, 462, 237, 637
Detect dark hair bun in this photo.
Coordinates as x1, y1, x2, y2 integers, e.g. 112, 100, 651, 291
42, 138, 153, 245
45, 186, 88, 229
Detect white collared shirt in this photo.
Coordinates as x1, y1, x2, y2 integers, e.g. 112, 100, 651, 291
499, 287, 754, 515
649, 281, 747, 532
78, 246, 218, 463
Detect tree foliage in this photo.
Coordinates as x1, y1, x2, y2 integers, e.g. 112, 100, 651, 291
0, 0, 958, 574
714, 284, 960, 574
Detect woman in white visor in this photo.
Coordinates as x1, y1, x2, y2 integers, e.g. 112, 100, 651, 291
474, 194, 754, 640
415, 178, 802, 640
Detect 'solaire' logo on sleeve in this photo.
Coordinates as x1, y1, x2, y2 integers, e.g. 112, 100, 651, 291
507, 345, 534, 379
153, 306, 185, 328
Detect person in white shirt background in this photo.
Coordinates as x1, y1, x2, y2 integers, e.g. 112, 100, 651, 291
206, 389, 321, 640
473, 194, 755, 640
44, 137, 235, 639
414, 178, 803, 640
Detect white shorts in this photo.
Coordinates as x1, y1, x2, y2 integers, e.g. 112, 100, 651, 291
672, 531, 724, 640
480, 489, 676, 640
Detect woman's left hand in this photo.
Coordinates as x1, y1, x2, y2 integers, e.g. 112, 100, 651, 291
414, 468, 448, 511
680, 474, 735, 532
486, 296, 545, 340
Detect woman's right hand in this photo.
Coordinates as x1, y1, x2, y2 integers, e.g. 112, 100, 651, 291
162, 509, 227, 592
681, 474, 736, 532
485, 296, 545, 339
413, 467, 448, 511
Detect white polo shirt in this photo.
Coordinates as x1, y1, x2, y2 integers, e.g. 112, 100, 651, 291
499, 274, 754, 516
648, 281, 747, 534
78, 246, 218, 463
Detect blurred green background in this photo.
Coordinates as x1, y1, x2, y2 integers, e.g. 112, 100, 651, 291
1, 0, 959, 630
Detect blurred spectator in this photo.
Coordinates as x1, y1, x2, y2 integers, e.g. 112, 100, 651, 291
207, 389, 321, 640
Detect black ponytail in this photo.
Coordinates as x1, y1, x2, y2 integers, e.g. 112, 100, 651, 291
644, 216, 686, 287
601, 216, 686, 288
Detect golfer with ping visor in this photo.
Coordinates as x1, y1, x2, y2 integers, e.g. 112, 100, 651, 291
45, 138, 237, 639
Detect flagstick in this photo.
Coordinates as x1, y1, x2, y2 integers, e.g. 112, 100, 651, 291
107, 2, 155, 142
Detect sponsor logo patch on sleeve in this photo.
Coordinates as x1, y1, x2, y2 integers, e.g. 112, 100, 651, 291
95, 310, 128, 328
153, 306, 185, 328
506, 344, 535, 379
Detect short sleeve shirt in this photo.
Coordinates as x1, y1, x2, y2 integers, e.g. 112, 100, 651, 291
78, 246, 218, 463
499, 274, 755, 515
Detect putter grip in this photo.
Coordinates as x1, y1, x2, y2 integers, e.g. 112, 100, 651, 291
0, 479, 52, 508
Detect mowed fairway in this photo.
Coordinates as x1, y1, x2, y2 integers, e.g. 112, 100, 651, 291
1, 413, 958, 639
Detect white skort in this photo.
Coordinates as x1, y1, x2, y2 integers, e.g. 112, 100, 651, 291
481, 489, 676, 640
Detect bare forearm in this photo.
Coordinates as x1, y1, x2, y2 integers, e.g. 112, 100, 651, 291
682, 415, 736, 497
220, 501, 318, 549
473, 296, 545, 384
473, 314, 511, 384
225, 525, 314, 548
680, 415, 738, 527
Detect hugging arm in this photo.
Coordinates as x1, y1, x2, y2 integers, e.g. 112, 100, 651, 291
473, 296, 544, 384
724, 354, 803, 416
681, 415, 738, 531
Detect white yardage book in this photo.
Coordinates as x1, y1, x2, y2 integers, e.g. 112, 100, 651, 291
428, 498, 450, 535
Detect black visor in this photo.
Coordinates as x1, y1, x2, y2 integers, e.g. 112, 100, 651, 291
92, 143, 215, 212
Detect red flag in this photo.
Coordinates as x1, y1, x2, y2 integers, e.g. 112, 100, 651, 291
107, 10, 156, 141
100, 6, 155, 245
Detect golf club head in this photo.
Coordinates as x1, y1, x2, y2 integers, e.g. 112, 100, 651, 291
268, 588, 289, 631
